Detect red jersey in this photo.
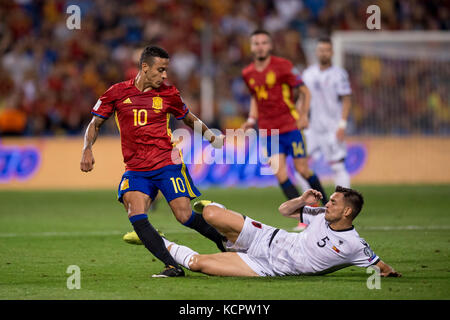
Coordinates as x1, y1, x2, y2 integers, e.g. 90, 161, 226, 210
242, 56, 304, 135
92, 79, 188, 171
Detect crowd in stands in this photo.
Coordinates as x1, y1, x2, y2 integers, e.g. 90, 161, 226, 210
0, 0, 448, 136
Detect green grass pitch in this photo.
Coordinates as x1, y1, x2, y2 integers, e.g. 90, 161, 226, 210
0, 185, 449, 300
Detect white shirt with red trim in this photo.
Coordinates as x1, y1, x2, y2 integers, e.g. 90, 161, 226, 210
268, 206, 379, 276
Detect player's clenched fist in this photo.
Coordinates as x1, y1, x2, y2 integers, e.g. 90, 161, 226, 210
300, 189, 323, 206
80, 148, 95, 172
211, 134, 225, 149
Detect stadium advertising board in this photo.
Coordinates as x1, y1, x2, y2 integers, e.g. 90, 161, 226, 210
0, 136, 449, 189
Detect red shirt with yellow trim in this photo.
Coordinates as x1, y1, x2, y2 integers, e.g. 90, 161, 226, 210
242, 56, 304, 135
91, 79, 188, 171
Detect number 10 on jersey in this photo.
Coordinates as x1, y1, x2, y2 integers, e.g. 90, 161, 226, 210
133, 109, 148, 126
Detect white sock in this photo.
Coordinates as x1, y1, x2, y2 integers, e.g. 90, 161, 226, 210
162, 237, 173, 248
166, 242, 199, 270
331, 162, 351, 188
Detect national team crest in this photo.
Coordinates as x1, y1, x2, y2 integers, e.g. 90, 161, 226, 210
120, 178, 129, 191
265, 71, 276, 88
152, 96, 163, 112
251, 221, 262, 229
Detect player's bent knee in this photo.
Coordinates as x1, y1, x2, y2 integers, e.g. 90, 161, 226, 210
202, 206, 220, 223
174, 210, 191, 224
295, 164, 311, 178
169, 199, 192, 224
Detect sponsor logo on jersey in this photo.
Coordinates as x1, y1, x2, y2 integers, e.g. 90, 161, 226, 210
123, 98, 132, 104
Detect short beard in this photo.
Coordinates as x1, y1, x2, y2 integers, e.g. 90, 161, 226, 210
324, 213, 336, 224
319, 58, 331, 66
256, 54, 269, 62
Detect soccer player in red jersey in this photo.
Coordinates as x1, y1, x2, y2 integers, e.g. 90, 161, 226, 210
80, 46, 225, 277
241, 30, 328, 231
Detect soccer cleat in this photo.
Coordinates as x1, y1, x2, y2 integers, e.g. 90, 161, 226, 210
123, 231, 142, 245
152, 265, 185, 278
192, 200, 212, 214
123, 229, 166, 245
292, 222, 308, 232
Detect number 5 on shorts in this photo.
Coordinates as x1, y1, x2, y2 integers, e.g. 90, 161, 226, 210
170, 177, 186, 193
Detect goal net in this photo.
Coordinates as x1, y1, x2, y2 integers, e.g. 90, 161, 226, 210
296, 32, 450, 184
331, 31, 450, 136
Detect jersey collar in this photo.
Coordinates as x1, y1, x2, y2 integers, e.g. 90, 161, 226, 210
328, 224, 354, 232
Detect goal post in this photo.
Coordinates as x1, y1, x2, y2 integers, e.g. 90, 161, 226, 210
332, 31, 450, 69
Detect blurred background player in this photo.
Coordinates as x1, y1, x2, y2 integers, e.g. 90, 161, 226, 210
298, 37, 352, 192
80, 46, 226, 278
241, 29, 328, 231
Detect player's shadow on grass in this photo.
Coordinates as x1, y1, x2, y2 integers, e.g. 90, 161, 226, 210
182, 272, 373, 282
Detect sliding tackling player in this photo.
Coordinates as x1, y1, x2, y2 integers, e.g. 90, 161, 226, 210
162, 187, 401, 278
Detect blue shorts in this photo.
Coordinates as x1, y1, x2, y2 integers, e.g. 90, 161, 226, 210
264, 129, 307, 158
117, 164, 201, 203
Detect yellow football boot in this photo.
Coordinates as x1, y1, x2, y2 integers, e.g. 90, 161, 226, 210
123, 229, 166, 245
123, 231, 142, 245
192, 200, 212, 214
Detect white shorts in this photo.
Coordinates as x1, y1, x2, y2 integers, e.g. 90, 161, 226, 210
304, 129, 347, 163
230, 217, 279, 277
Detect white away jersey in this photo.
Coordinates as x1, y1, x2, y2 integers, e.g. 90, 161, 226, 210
302, 64, 352, 133
268, 206, 379, 276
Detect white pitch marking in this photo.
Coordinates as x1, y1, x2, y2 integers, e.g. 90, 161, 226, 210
0, 229, 192, 238
0, 226, 449, 238
359, 225, 450, 231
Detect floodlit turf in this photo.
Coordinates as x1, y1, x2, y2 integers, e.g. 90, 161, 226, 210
0, 185, 449, 300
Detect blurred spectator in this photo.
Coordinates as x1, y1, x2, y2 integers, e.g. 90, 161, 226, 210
170, 45, 198, 82
0, 0, 447, 137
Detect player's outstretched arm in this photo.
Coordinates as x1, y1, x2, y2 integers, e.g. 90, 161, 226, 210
80, 115, 106, 172
374, 260, 402, 277
278, 189, 323, 219
182, 112, 225, 148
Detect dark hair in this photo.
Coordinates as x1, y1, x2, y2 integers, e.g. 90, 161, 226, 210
335, 185, 364, 219
250, 29, 272, 39
139, 46, 169, 68
317, 36, 332, 45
